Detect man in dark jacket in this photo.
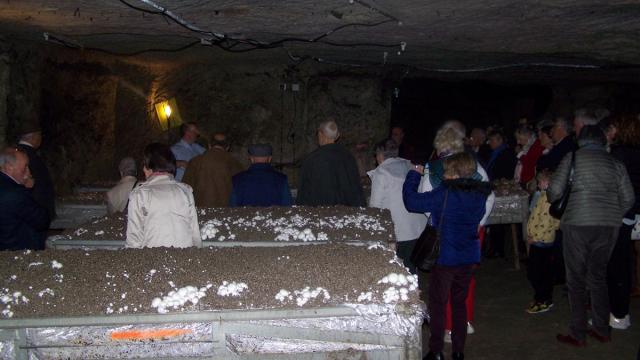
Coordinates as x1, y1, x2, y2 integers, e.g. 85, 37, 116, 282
468, 128, 492, 168
17, 127, 56, 221
230, 144, 292, 207
539, 117, 577, 171
297, 119, 365, 207
0, 147, 50, 250
486, 131, 517, 181
485, 130, 517, 258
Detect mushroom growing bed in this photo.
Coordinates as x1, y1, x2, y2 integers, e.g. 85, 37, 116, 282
58, 191, 107, 206
0, 245, 424, 359
0, 244, 418, 318
51, 191, 108, 229
52, 206, 395, 247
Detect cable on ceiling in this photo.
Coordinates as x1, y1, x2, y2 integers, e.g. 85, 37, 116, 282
118, 0, 401, 53
44, 32, 200, 56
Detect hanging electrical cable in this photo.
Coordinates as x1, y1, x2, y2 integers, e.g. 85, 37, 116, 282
43, 0, 620, 72
117, 0, 400, 53
288, 90, 298, 163
44, 32, 201, 56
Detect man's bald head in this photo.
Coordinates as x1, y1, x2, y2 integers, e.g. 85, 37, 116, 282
20, 131, 42, 150
210, 132, 229, 151
317, 119, 340, 145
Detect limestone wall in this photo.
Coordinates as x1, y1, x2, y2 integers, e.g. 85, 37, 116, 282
4, 44, 639, 194
3, 47, 391, 192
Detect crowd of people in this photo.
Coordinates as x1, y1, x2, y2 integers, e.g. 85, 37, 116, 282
367, 111, 638, 359
116, 119, 364, 248
1, 108, 639, 359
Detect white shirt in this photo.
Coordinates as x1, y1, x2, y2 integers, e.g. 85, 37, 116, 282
171, 139, 206, 182
368, 158, 428, 242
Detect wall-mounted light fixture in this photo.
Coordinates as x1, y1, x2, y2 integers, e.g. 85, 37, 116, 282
154, 98, 182, 131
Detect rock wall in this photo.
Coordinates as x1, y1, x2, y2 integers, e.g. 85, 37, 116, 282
3, 47, 391, 192
39, 61, 119, 192
4, 44, 640, 193
547, 84, 640, 118
157, 64, 389, 182
3, 44, 42, 147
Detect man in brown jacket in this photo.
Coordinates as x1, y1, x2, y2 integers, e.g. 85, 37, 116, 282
182, 133, 244, 207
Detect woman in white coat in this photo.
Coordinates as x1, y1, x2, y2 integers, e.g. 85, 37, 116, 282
126, 143, 202, 248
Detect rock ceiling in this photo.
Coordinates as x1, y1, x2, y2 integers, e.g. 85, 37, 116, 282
1, 0, 639, 78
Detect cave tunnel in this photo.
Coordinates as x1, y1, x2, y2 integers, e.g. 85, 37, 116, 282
1, 2, 640, 359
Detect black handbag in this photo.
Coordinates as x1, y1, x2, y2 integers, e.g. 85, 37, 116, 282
549, 151, 575, 220
410, 191, 449, 272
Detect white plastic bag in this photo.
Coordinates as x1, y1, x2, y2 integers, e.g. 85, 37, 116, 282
631, 215, 640, 241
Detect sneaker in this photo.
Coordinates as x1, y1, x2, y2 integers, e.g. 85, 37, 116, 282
609, 314, 631, 330
443, 324, 472, 343
444, 331, 452, 343
527, 301, 554, 314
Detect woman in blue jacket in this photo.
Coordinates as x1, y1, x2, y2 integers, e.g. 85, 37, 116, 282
404, 152, 491, 360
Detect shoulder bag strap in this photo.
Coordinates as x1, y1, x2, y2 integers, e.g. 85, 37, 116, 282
123, 180, 139, 213
437, 190, 449, 232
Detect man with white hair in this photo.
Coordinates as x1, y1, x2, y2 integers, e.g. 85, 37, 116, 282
541, 116, 577, 171
297, 119, 365, 206
573, 108, 605, 137
0, 147, 49, 250
106, 157, 139, 214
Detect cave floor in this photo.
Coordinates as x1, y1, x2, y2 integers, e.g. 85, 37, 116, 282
420, 257, 640, 360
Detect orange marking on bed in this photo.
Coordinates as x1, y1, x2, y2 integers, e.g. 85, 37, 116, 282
110, 328, 192, 341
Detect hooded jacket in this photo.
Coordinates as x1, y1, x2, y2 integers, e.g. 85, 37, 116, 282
404, 172, 491, 266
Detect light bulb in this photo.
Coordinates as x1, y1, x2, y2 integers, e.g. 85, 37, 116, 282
164, 104, 172, 118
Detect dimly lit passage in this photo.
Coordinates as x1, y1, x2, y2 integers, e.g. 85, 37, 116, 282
0, 1, 639, 359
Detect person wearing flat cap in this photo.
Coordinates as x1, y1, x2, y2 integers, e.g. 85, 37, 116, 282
17, 123, 56, 226
230, 144, 292, 207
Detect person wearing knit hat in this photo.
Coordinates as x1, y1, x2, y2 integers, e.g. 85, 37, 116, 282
229, 143, 292, 207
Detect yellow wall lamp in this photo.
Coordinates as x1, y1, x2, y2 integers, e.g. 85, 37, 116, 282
154, 98, 182, 131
